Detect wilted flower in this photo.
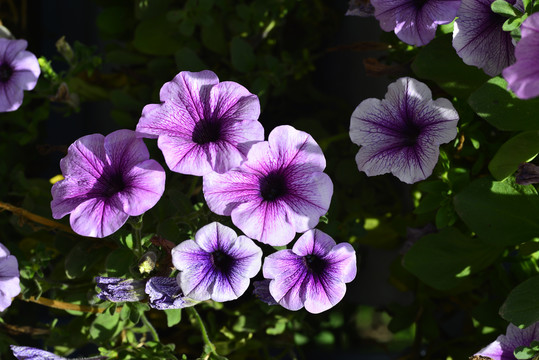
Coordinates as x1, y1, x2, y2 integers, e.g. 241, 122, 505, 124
473, 322, 539, 360
95, 277, 146, 303
203, 125, 333, 246
171, 222, 262, 302
503, 12, 539, 99
11, 346, 105, 360
145, 276, 197, 310
370, 0, 460, 46
453, 0, 523, 76
51, 129, 166, 238
349, 77, 459, 184
253, 279, 278, 306
0, 242, 20, 312
263, 229, 357, 314
0, 38, 40, 112
515, 162, 539, 185
345, 0, 375, 17
136, 70, 264, 176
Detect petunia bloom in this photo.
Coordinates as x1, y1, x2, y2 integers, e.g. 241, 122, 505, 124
51, 129, 166, 238
263, 229, 356, 314
95, 277, 146, 303
502, 12, 539, 99
453, 0, 523, 76
171, 222, 262, 302
136, 70, 264, 176
349, 77, 459, 184
11, 346, 106, 360
0, 38, 40, 112
0, 242, 20, 312
370, 0, 460, 46
473, 322, 539, 360
145, 276, 197, 310
203, 125, 333, 246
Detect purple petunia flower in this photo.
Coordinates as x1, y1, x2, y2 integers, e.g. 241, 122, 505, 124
171, 222, 262, 302
370, 0, 460, 46
503, 12, 539, 99
0, 38, 40, 112
263, 229, 356, 314
349, 77, 459, 184
95, 277, 146, 303
10, 345, 106, 360
136, 70, 264, 176
203, 125, 333, 246
50, 129, 166, 238
0, 242, 20, 312
473, 322, 539, 360
145, 276, 197, 310
453, 0, 523, 76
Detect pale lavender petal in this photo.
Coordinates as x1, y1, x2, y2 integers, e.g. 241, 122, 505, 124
208, 80, 261, 122
0, 39, 27, 63
0, 78, 24, 112
10, 68, 38, 91
350, 77, 458, 184
453, 0, 521, 76
194, 221, 236, 253
0, 243, 9, 258
372, 0, 460, 46
292, 229, 336, 258
58, 134, 106, 184
326, 242, 358, 283
0, 255, 20, 311
268, 125, 326, 171
104, 129, 149, 170
12, 51, 41, 81
160, 70, 218, 115
503, 13, 539, 99
70, 198, 129, 238
304, 273, 347, 314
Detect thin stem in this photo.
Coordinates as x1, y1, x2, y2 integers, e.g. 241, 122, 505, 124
141, 313, 159, 342
129, 215, 144, 257
187, 307, 218, 357
0, 201, 75, 234
18, 295, 117, 314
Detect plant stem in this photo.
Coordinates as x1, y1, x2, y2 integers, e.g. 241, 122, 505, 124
18, 295, 117, 314
130, 215, 144, 257
187, 307, 218, 357
141, 313, 160, 342
0, 201, 75, 234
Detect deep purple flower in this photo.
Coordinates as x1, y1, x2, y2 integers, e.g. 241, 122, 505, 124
10, 346, 106, 360
0, 242, 20, 312
0, 38, 40, 112
145, 276, 197, 310
473, 322, 539, 360
349, 77, 459, 184
253, 279, 278, 306
203, 125, 333, 246
171, 222, 262, 302
453, 0, 523, 76
136, 70, 264, 176
263, 229, 356, 314
503, 12, 539, 99
371, 0, 460, 46
51, 129, 166, 238
95, 277, 146, 303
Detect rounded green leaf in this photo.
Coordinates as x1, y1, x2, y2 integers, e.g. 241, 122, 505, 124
489, 131, 539, 180
500, 275, 539, 327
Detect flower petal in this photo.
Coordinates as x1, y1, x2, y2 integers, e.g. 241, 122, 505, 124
69, 198, 129, 238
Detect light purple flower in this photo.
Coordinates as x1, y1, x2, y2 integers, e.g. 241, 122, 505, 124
473, 322, 539, 360
349, 77, 459, 184
95, 277, 146, 302
371, 0, 460, 46
0, 38, 40, 112
203, 125, 333, 246
145, 276, 197, 310
0, 242, 20, 312
10, 346, 106, 360
136, 70, 264, 176
503, 12, 539, 99
171, 222, 262, 302
263, 229, 356, 314
51, 129, 166, 238
453, 0, 523, 76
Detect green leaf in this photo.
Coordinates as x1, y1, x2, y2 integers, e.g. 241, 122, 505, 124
491, 0, 519, 17
403, 227, 502, 290
65, 243, 101, 279
266, 317, 287, 335
514, 345, 537, 360
90, 311, 122, 342
454, 177, 539, 246
175, 47, 207, 72
503, 16, 523, 31
500, 275, 539, 327
468, 77, 539, 131
133, 15, 182, 55
411, 34, 489, 97
230, 37, 255, 73
489, 131, 539, 180
164, 308, 182, 327
105, 248, 135, 277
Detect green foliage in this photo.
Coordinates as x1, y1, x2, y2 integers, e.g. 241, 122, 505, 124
489, 131, 539, 180
500, 275, 539, 327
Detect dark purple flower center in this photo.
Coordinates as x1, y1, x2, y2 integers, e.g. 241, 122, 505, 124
303, 254, 327, 275
192, 119, 222, 145
412, 0, 428, 8
259, 171, 288, 201
211, 250, 233, 273
101, 171, 127, 198
401, 122, 422, 147
0, 63, 13, 83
